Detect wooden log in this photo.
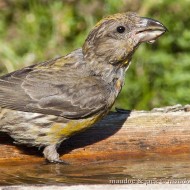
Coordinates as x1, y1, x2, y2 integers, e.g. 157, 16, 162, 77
0, 104, 190, 163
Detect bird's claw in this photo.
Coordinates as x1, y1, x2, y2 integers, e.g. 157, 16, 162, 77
46, 159, 70, 165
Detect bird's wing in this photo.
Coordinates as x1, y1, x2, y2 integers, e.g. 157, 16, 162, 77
0, 56, 110, 119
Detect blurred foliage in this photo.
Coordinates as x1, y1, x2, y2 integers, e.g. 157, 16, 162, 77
0, 0, 189, 110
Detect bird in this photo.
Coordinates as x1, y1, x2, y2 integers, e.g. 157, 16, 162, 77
0, 12, 167, 163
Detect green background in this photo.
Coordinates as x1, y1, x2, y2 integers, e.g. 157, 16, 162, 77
0, 0, 189, 110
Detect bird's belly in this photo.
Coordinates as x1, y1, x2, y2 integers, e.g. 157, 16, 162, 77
48, 114, 101, 144
0, 108, 102, 147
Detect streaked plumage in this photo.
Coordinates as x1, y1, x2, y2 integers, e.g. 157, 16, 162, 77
0, 12, 167, 162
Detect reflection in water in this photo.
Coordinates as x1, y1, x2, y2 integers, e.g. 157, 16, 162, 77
1, 154, 190, 185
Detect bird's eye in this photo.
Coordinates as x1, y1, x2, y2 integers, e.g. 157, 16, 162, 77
117, 26, 125, 33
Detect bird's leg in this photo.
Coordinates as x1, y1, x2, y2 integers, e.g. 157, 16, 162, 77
43, 144, 69, 164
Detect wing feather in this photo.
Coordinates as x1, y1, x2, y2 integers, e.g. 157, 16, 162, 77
0, 51, 110, 119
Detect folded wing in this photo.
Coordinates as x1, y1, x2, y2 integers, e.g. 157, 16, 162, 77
0, 58, 110, 119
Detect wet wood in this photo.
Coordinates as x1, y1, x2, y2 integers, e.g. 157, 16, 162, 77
0, 104, 190, 163
1, 152, 190, 185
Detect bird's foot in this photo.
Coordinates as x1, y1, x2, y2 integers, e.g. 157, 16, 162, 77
46, 159, 70, 165
115, 107, 131, 114
43, 144, 69, 164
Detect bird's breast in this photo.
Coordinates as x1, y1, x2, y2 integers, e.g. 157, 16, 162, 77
115, 79, 123, 92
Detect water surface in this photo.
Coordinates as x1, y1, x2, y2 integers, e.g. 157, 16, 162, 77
1, 154, 190, 185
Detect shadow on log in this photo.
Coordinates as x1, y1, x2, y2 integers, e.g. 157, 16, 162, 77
0, 104, 190, 163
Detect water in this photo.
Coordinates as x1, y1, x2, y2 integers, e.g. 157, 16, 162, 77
1, 154, 190, 185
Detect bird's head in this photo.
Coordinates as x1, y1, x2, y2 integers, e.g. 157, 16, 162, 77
83, 12, 167, 67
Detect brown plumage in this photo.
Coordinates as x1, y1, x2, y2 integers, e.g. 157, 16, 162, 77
0, 12, 167, 163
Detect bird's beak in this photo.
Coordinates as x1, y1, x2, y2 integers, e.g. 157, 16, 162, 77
135, 17, 168, 44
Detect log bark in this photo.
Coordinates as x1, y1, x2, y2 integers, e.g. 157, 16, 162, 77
0, 104, 190, 163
